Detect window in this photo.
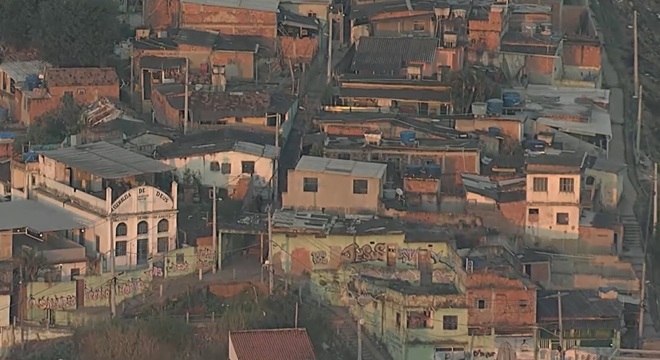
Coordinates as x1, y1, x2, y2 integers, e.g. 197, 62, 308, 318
70, 268, 80, 281
76, 88, 86, 95
477, 299, 486, 309
157, 237, 169, 253
303, 177, 318, 192
176, 253, 185, 264
338, 153, 351, 160
559, 177, 574, 193
407, 311, 432, 329
221, 162, 231, 174
519, 300, 529, 309
115, 222, 127, 237
533, 177, 548, 192
353, 179, 368, 194
396, 312, 402, 328
413, 21, 425, 31
586, 176, 595, 186
95, 235, 100, 253
442, 315, 458, 330
137, 221, 149, 235
418, 102, 429, 116
115, 241, 127, 256
524, 264, 532, 276
307, 11, 317, 18
241, 161, 255, 174
528, 208, 539, 222
210, 161, 220, 172
556, 212, 569, 225
157, 219, 169, 233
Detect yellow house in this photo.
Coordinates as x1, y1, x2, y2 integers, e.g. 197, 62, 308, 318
525, 153, 584, 241
350, 276, 469, 360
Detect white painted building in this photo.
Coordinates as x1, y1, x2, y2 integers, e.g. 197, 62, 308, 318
155, 128, 276, 192
11, 141, 178, 270
525, 153, 584, 240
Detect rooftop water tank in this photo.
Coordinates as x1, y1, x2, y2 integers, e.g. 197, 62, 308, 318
400, 130, 417, 146
471, 102, 487, 116
25, 74, 40, 91
502, 91, 522, 107
486, 98, 504, 116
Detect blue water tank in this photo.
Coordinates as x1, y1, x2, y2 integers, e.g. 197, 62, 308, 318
502, 91, 522, 107
486, 98, 504, 116
25, 74, 40, 91
0, 131, 15, 139
400, 130, 416, 145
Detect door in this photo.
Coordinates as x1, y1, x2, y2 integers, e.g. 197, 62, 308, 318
137, 239, 149, 265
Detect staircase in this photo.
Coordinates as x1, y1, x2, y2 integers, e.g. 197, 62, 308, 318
330, 307, 394, 360
621, 214, 645, 278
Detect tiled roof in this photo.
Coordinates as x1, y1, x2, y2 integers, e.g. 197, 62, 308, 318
45, 67, 119, 87
352, 36, 439, 74
229, 328, 316, 360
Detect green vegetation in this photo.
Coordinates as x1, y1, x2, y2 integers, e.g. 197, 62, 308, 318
27, 94, 83, 145
17, 289, 349, 360
0, 0, 122, 67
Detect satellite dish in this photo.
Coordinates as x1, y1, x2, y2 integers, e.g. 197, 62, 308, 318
395, 188, 404, 196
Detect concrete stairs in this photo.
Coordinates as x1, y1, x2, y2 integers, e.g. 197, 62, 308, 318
330, 307, 394, 360
621, 214, 645, 278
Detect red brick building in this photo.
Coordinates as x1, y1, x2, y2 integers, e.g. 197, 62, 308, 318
16, 67, 119, 126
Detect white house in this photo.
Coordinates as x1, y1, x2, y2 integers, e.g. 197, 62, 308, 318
155, 128, 277, 193
11, 141, 178, 270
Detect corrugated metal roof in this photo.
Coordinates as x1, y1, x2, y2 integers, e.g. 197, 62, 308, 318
0, 200, 91, 232
229, 328, 316, 360
352, 36, 439, 74
0, 60, 50, 82
42, 142, 173, 179
182, 0, 279, 12
294, 156, 387, 179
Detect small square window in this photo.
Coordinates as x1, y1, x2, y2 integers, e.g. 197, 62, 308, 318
176, 253, 185, 264
533, 177, 548, 192
442, 315, 458, 330
157, 237, 169, 253
477, 299, 486, 309
338, 153, 351, 160
353, 179, 368, 194
556, 212, 569, 225
241, 161, 255, 174
413, 22, 425, 31
210, 161, 220, 172
221, 162, 231, 174
115, 241, 127, 257
519, 300, 529, 308
303, 177, 318, 192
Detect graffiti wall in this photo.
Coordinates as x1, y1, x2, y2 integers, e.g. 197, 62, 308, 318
472, 336, 534, 360
26, 247, 197, 320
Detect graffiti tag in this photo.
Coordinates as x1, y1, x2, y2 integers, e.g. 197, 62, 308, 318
29, 294, 77, 310
341, 243, 386, 263
473, 350, 496, 359
397, 248, 447, 266
311, 250, 328, 265
167, 260, 190, 273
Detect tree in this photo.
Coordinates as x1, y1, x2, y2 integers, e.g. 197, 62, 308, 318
17, 247, 49, 282
28, 93, 83, 145
32, 0, 122, 67
0, 0, 42, 48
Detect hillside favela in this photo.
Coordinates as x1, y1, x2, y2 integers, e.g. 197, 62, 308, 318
1, 0, 660, 359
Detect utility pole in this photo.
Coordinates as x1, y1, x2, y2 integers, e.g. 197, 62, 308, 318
634, 10, 640, 97
183, 58, 189, 135
357, 319, 364, 360
109, 218, 116, 318
212, 184, 217, 274
273, 114, 280, 208
326, 6, 333, 84
267, 206, 274, 295
558, 291, 564, 360
636, 86, 643, 157
639, 162, 658, 347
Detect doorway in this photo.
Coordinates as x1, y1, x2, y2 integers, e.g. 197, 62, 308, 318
137, 239, 149, 265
